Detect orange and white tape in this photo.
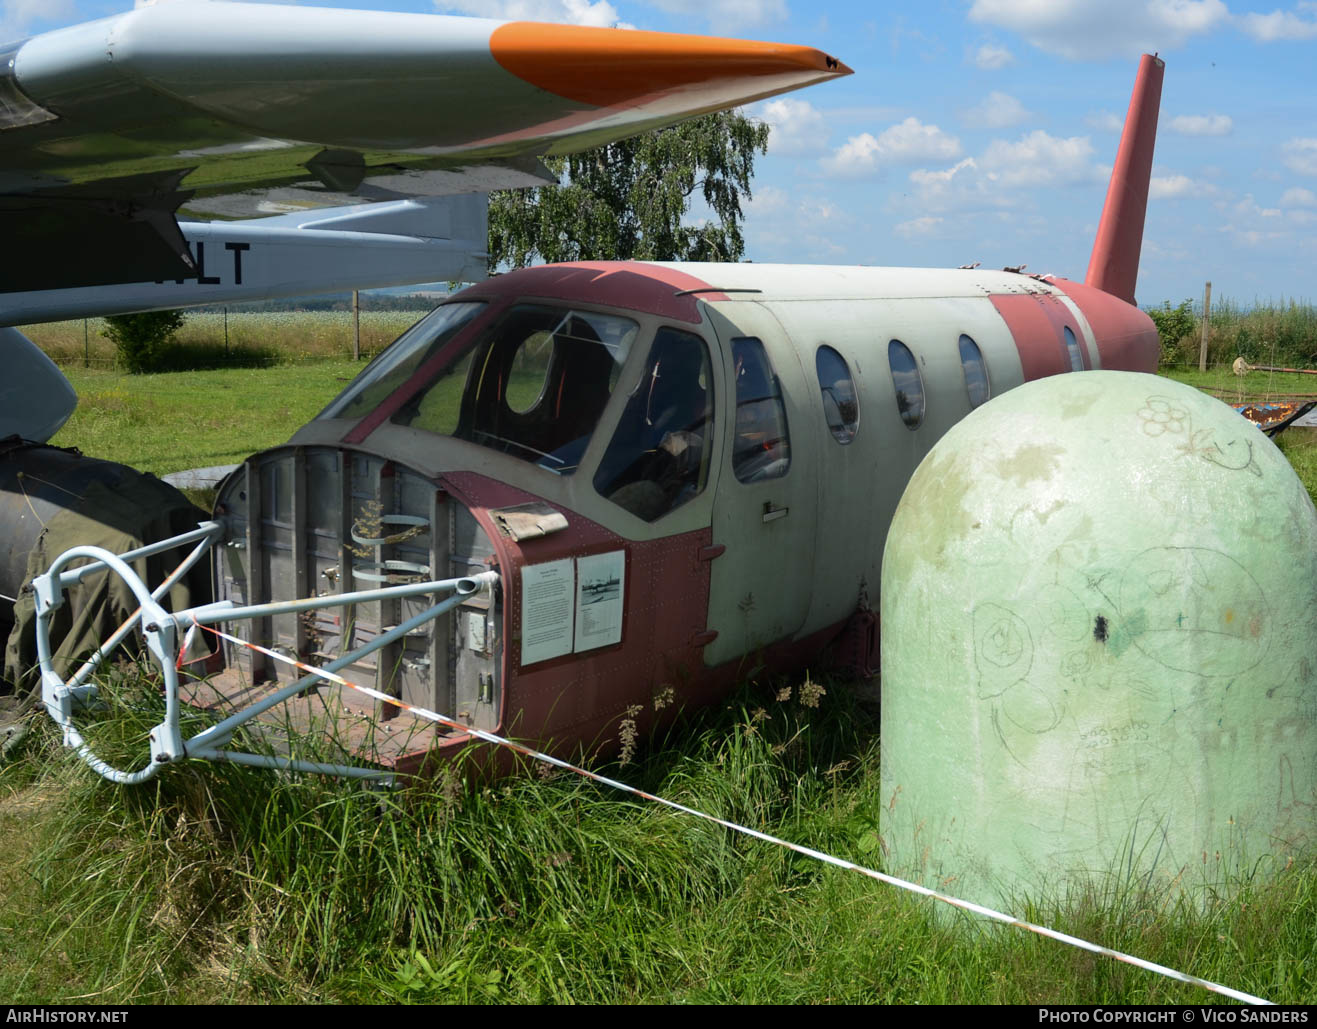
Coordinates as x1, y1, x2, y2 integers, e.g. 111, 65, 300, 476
194, 618, 1272, 1006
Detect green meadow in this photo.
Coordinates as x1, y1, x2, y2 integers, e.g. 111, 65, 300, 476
2, 312, 1317, 1004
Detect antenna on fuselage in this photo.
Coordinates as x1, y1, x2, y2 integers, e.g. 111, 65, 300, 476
1084, 53, 1164, 305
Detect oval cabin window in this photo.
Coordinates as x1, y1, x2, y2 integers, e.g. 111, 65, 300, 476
1063, 325, 1085, 372
888, 339, 924, 430
816, 345, 859, 444
958, 334, 991, 409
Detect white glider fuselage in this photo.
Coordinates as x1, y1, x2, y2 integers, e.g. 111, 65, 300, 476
0, 197, 488, 327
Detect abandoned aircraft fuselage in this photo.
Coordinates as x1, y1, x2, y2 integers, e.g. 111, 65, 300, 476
210, 261, 1160, 768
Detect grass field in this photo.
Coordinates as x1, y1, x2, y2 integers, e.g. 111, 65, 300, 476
47, 362, 365, 476
24, 310, 430, 370
4, 327, 1317, 1004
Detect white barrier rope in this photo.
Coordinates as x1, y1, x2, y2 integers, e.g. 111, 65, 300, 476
196, 620, 1272, 1006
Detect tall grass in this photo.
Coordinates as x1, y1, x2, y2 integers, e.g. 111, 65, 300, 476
3, 675, 886, 1002
1153, 297, 1317, 370
3, 669, 1315, 1004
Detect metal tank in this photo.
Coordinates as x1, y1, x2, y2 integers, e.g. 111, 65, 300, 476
880, 370, 1317, 909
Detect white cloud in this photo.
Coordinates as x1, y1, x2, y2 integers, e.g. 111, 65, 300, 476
895, 216, 945, 238
979, 130, 1098, 187
1233, 194, 1282, 218
756, 98, 829, 157
641, 0, 788, 31
962, 91, 1032, 129
974, 43, 1015, 68
744, 185, 789, 216
1282, 187, 1317, 206
801, 233, 848, 258
902, 135, 1101, 215
800, 198, 840, 222
1149, 174, 1209, 199
1142, 237, 1191, 262
1283, 138, 1317, 176
910, 158, 979, 191
968, 0, 1228, 59
905, 157, 1016, 213
826, 104, 906, 122
1237, 8, 1317, 40
436, 0, 626, 27
821, 118, 961, 178
744, 191, 850, 260
1219, 192, 1287, 247
452, 0, 786, 31
1085, 110, 1123, 133
1168, 114, 1233, 136
4, 0, 73, 21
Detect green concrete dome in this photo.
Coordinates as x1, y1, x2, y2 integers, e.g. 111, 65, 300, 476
880, 371, 1317, 910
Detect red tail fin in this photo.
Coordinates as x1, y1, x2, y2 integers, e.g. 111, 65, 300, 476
1084, 53, 1164, 305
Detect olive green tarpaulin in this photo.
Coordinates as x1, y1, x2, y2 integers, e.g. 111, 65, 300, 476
4, 474, 210, 693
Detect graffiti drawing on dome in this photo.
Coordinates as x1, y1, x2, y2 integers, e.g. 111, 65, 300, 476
1117, 546, 1269, 677
1137, 396, 1262, 478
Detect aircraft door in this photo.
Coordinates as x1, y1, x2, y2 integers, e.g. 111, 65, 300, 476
702, 303, 819, 667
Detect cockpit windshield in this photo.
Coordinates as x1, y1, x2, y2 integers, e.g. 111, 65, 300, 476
317, 301, 485, 421
388, 304, 640, 474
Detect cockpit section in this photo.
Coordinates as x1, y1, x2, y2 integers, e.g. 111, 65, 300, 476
388, 305, 639, 473
313, 300, 720, 528
206, 285, 737, 764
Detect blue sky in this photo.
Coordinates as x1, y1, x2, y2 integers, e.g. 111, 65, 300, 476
8, 0, 1317, 307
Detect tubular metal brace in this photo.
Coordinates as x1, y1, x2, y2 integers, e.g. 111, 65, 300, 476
31, 520, 499, 785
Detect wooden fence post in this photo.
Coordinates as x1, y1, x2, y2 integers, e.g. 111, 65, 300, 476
1198, 281, 1212, 372
353, 290, 361, 361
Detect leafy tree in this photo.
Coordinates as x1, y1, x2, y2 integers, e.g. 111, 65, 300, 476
488, 111, 770, 269
1146, 299, 1197, 365
102, 310, 186, 374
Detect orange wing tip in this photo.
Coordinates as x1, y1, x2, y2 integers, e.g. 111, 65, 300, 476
491, 21, 850, 108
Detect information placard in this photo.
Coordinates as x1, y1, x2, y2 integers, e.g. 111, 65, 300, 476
520, 558, 574, 665
574, 550, 625, 652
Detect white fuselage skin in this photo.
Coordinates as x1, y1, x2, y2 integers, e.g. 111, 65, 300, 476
288, 261, 1158, 671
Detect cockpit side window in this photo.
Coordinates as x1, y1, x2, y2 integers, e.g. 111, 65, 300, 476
388, 304, 638, 474
733, 337, 791, 480
594, 328, 714, 522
